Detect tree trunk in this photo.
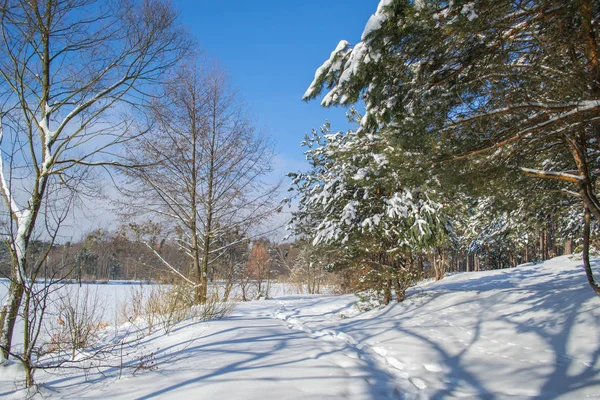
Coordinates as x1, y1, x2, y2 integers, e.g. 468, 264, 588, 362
436, 252, 446, 280
192, 235, 205, 304
22, 287, 34, 387
540, 231, 545, 261
190, 113, 207, 305
383, 279, 392, 305
0, 279, 24, 360
582, 208, 600, 295
0, 219, 36, 361
257, 279, 262, 296
198, 251, 208, 304
223, 268, 233, 301
24, 362, 34, 388
307, 263, 313, 294
393, 278, 405, 302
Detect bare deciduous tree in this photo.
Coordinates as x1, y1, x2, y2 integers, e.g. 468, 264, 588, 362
0, 0, 189, 365
123, 62, 281, 304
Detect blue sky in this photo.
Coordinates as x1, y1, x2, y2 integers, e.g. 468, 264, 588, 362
172, 0, 378, 178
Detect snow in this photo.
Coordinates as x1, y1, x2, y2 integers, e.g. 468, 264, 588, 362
361, 14, 386, 41
2, 256, 600, 399
460, 3, 478, 21
353, 168, 369, 181
303, 40, 349, 100
0, 281, 328, 349
340, 201, 358, 225
361, 0, 394, 41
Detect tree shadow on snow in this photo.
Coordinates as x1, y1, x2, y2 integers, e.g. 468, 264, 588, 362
331, 259, 600, 399
18, 314, 402, 400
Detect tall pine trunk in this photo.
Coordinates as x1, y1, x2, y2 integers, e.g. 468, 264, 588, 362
582, 208, 600, 295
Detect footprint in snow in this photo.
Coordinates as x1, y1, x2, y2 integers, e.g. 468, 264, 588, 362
345, 351, 362, 360
423, 363, 442, 373
397, 370, 410, 379
372, 347, 387, 357
409, 377, 428, 390
386, 356, 406, 371
336, 332, 356, 345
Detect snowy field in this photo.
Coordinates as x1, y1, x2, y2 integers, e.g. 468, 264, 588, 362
0, 281, 324, 348
2, 255, 600, 399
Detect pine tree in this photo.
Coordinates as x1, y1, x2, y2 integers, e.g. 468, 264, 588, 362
290, 119, 446, 303
302, 0, 600, 293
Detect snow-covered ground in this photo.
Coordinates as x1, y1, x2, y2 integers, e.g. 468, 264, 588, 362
2, 256, 600, 399
0, 281, 327, 349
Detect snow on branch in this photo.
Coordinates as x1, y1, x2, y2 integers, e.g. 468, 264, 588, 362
520, 168, 584, 184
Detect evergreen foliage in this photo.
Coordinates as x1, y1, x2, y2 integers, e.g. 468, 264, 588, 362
292, 0, 600, 297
